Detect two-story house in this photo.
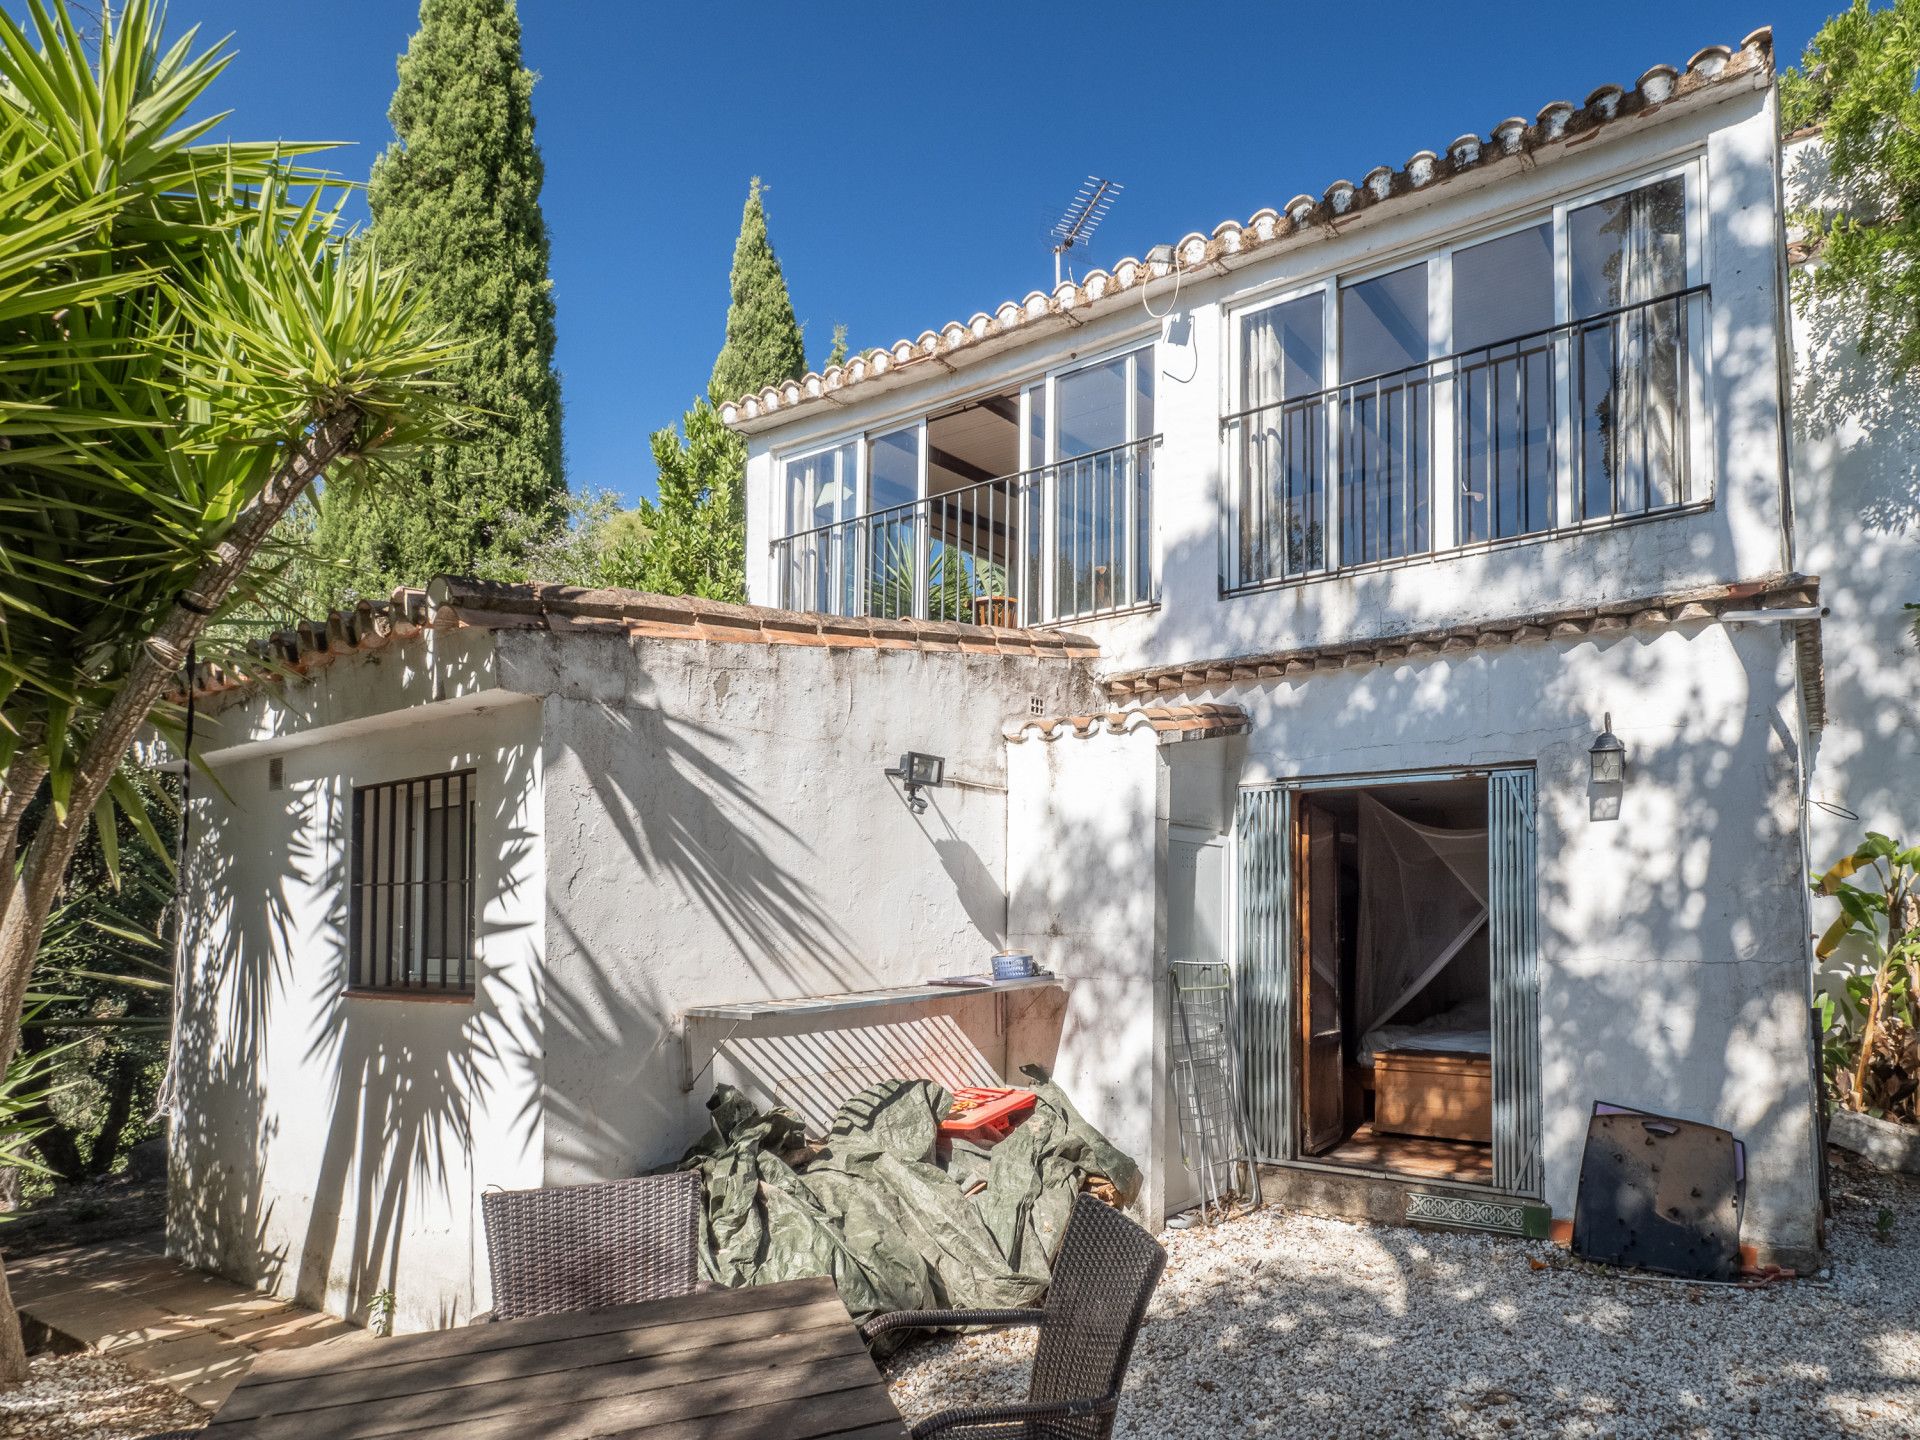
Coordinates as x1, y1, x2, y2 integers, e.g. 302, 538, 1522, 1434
169, 27, 1910, 1333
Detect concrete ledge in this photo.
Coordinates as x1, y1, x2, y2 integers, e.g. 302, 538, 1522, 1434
1829, 1110, 1920, 1175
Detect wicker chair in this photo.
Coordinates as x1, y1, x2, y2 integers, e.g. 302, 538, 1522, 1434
860, 1193, 1166, 1440
481, 1171, 703, 1320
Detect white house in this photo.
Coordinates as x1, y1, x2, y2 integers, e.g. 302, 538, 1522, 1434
170, 26, 1914, 1333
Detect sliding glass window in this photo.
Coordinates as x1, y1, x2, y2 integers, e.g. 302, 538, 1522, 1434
1453, 223, 1555, 543
781, 442, 858, 614
1053, 348, 1154, 617
1572, 176, 1690, 520
1223, 162, 1704, 594
1237, 293, 1327, 581
1340, 264, 1430, 566
863, 426, 921, 618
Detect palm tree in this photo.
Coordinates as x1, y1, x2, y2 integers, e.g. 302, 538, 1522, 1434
0, 0, 461, 1378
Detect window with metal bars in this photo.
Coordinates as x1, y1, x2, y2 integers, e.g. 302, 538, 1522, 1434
348, 769, 476, 993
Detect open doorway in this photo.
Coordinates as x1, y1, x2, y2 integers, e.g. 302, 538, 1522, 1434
1294, 777, 1493, 1185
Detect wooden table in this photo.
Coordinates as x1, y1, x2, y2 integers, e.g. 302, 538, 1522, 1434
205, 1277, 911, 1440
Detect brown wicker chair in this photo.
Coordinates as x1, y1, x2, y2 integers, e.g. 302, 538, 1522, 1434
860, 1193, 1166, 1440
481, 1171, 703, 1320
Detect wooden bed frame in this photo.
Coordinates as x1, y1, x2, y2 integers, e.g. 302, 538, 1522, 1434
1371, 1049, 1492, 1144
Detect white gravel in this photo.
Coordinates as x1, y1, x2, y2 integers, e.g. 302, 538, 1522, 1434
0, 1352, 202, 1439
885, 1153, 1919, 1439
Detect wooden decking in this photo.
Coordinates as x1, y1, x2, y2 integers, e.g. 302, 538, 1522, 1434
206, 1276, 908, 1439
12, 1233, 366, 1410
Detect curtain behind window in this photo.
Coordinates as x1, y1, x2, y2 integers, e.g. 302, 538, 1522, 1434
1573, 178, 1688, 518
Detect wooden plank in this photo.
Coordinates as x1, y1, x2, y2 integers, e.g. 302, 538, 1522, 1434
308, 1351, 895, 1440
606, 1383, 910, 1439
214, 1294, 853, 1421
223, 1279, 836, 1393
217, 1328, 869, 1440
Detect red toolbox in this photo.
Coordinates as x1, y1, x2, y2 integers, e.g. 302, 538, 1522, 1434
939, 1086, 1037, 1142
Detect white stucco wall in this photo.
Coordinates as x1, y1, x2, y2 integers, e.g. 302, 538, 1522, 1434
1152, 619, 1820, 1255
1004, 728, 1168, 1223
171, 632, 546, 1332
489, 628, 1103, 1184
1783, 135, 1920, 873
741, 85, 1791, 678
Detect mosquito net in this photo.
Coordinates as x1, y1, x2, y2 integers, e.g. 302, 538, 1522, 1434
1353, 792, 1489, 1036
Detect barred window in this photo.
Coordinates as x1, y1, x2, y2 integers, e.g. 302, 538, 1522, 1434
349, 770, 475, 993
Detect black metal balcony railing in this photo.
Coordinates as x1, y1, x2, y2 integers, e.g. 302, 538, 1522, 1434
1222, 285, 1706, 593
771, 437, 1158, 627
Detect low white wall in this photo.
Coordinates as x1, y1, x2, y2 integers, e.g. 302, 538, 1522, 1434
1158, 621, 1821, 1255
171, 673, 546, 1332
493, 628, 1104, 1184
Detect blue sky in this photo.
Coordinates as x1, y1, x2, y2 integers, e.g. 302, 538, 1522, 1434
60, 3, 1838, 504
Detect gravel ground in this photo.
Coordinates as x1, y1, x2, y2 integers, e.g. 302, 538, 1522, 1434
885, 1152, 1919, 1439
0, 1353, 202, 1439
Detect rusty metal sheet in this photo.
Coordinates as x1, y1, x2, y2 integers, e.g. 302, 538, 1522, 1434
1572, 1102, 1746, 1280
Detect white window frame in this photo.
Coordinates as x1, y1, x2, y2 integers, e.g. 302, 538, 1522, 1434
770, 336, 1160, 623
1221, 154, 1712, 591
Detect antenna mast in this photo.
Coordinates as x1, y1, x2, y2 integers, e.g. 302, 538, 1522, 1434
1051, 176, 1123, 288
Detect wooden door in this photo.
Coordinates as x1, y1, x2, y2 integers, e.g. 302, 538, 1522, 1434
1296, 800, 1345, 1155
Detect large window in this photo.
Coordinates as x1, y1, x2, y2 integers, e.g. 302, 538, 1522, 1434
1237, 293, 1326, 580
1053, 349, 1155, 616
349, 770, 475, 994
1340, 264, 1430, 565
1453, 223, 1555, 543
771, 344, 1158, 625
1571, 176, 1690, 520
1224, 169, 1704, 594
780, 441, 858, 615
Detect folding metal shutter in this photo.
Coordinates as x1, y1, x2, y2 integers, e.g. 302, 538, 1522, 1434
1487, 768, 1543, 1195
1236, 786, 1293, 1162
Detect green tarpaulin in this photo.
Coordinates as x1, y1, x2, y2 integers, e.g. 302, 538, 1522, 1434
672, 1077, 1140, 1339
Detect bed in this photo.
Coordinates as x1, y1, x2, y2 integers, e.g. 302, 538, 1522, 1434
1357, 1001, 1493, 1145
1356, 999, 1492, 1068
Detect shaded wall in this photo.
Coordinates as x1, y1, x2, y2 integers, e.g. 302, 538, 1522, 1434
1784, 135, 1920, 876
1158, 622, 1820, 1257
496, 629, 1104, 1183
170, 659, 546, 1333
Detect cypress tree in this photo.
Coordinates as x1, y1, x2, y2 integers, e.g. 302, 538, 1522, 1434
314, 0, 564, 598
642, 178, 809, 600
707, 177, 807, 405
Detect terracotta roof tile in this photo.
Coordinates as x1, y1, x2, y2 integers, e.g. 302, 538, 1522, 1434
720, 31, 1772, 433
1098, 575, 1820, 700
1005, 702, 1251, 745
178, 577, 1099, 703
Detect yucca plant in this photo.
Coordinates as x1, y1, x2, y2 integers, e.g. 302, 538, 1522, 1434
0, 0, 461, 1378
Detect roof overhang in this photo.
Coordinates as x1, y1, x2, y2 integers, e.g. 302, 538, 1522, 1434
721, 30, 1773, 437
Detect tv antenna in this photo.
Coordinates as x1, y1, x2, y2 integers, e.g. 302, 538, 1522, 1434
1051, 176, 1123, 288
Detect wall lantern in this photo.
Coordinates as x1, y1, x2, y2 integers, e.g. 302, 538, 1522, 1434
886, 751, 945, 813
1589, 713, 1627, 786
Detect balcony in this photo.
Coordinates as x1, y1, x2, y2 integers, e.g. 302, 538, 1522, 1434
1221, 286, 1709, 593
771, 437, 1158, 627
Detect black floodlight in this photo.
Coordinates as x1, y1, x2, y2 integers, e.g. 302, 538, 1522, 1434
887, 751, 946, 812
